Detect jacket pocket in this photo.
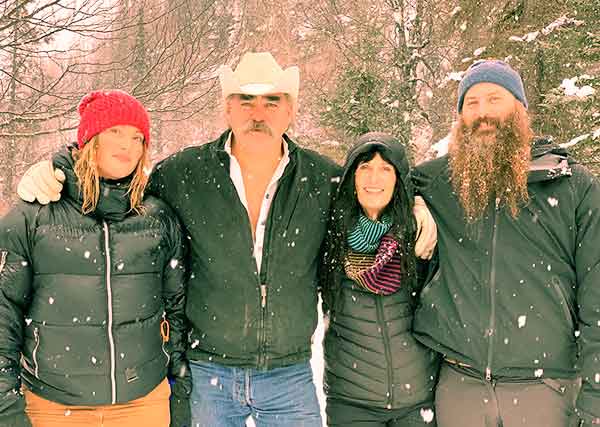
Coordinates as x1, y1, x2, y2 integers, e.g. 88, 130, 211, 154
551, 277, 575, 330
420, 267, 441, 298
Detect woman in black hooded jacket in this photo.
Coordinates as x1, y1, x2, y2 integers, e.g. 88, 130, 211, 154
321, 132, 439, 426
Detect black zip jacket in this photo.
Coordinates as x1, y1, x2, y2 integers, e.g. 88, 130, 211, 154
413, 139, 600, 424
148, 130, 341, 370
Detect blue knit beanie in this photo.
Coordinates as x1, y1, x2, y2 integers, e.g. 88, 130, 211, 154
457, 60, 528, 112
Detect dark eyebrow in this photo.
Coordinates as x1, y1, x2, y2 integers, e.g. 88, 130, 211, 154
265, 95, 281, 102
239, 94, 256, 101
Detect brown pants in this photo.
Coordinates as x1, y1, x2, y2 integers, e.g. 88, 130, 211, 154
25, 379, 170, 427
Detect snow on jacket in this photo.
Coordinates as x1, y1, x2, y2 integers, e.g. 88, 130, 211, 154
148, 130, 341, 370
412, 138, 600, 424
0, 149, 187, 422
323, 136, 439, 410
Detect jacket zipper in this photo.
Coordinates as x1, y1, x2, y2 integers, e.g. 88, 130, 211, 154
256, 177, 283, 368
485, 204, 500, 382
103, 222, 117, 404
223, 148, 292, 369
161, 312, 171, 366
375, 297, 394, 409
220, 157, 268, 368
258, 284, 268, 367
32, 326, 40, 379
257, 220, 269, 368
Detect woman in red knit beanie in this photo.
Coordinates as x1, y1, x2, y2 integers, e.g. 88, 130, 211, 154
0, 90, 190, 427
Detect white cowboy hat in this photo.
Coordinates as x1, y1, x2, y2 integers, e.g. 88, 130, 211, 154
218, 52, 299, 101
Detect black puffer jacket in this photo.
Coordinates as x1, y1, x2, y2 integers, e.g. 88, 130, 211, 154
323, 134, 439, 410
0, 150, 187, 423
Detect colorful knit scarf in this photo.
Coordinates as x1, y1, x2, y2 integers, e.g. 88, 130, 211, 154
345, 215, 403, 295
347, 214, 392, 253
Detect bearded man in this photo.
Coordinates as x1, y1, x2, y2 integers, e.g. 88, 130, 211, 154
412, 59, 600, 427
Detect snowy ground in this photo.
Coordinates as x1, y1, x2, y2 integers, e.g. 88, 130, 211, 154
247, 299, 327, 426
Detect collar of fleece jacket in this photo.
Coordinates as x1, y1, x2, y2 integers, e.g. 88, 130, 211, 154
53, 145, 134, 222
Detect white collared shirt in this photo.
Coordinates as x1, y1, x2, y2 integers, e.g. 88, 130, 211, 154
224, 133, 290, 273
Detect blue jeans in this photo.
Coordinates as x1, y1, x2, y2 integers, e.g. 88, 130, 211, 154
189, 360, 323, 427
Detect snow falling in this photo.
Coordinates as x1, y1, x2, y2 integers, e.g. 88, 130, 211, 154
420, 408, 435, 423
0, 6, 600, 423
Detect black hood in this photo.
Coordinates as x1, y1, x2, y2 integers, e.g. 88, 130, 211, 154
339, 132, 413, 198
53, 145, 134, 222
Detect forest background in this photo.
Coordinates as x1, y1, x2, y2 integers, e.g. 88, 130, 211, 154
0, 0, 598, 214
1, 2, 598, 425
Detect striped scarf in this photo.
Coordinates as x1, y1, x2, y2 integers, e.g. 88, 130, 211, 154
347, 214, 392, 253
345, 216, 403, 295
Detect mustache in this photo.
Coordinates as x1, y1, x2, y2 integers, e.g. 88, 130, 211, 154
469, 117, 503, 133
243, 120, 273, 136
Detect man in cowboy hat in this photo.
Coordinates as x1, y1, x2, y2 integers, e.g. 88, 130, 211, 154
16, 52, 438, 426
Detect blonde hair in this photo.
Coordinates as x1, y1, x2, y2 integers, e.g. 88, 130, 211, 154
73, 136, 149, 215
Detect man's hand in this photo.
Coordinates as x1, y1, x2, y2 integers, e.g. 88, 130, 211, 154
17, 161, 65, 205
413, 196, 437, 260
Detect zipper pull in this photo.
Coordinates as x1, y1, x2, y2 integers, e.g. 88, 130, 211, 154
485, 366, 492, 382
160, 312, 170, 343
260, 285, 267, 308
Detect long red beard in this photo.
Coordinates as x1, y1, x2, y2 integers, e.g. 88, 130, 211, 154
448, 104, 534, 222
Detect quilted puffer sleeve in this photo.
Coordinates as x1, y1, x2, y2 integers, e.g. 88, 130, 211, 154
0, 204, 36, 426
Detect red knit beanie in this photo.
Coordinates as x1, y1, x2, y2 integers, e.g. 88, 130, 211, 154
77, 90, 150, 149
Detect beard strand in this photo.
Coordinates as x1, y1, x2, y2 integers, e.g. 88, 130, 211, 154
448, 105, 533, 222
